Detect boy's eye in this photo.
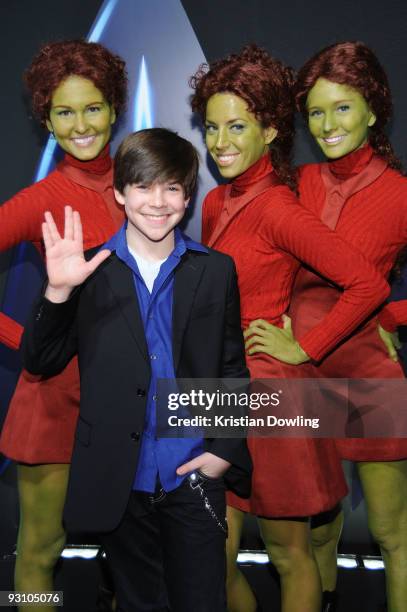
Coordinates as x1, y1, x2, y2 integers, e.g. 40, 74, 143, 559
337, 104, 350, 112
168, 184, 181, 192
87, 105, 102, 113
309, 109, 322, 118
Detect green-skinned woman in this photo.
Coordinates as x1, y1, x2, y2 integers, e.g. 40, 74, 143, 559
252, 41, 407, 612
190, 44, 389, 612
0, 40, 126, 611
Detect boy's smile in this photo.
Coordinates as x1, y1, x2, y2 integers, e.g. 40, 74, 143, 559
114, 181, 189, 259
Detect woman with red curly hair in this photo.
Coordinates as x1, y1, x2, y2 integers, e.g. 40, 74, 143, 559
0, 39, 127, 610
190, 44, 390, 612
255, 41, 407, 611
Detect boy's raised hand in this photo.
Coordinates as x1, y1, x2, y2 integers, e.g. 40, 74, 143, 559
43, 206, 111, 303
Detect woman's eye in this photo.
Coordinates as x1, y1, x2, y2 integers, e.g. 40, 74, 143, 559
87, 106, 102, 113
309, 109, 322, 118
337, 104, 350, 112
57, 110, 72, 117
230, 124, 244, 132
205, 124, 216, 134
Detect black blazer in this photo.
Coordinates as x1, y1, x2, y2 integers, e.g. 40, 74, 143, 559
23, 247, 252, 533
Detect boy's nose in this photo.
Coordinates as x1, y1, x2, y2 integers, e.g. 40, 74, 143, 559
151, 187, 165, 207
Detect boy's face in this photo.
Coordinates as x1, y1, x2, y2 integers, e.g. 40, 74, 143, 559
114, 181, 189, 250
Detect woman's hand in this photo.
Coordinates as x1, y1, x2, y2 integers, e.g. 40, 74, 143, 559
378, 323, 401, 362
244, 315, 310, 365
43, 206, 110, 303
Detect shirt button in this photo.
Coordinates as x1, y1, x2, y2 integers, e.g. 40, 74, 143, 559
150, 354, 157, 360
131, 432, 141, 441
152, 394, 158, 402
137, 389, 146, 397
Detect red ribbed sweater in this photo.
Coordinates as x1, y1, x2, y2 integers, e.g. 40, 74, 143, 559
298, 145, 407, 333
202, 154, 389, 362
0, 148, 123, 350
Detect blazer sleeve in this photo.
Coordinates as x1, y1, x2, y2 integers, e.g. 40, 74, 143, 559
21, 291, 80, 377
205, 256, 252, 497
220, 257, 249, 379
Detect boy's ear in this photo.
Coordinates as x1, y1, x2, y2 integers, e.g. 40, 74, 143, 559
114, 187, 125, 206
184, 197, 190, 208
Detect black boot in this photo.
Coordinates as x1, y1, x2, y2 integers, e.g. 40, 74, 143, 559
321, 590, 338, 612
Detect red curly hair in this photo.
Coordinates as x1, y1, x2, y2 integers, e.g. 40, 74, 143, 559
24, 40, 127, 125
295, 41, 402, 172
190, 44, 296, 190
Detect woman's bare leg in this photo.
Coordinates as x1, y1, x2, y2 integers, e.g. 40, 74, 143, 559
311, 506, 344, 592
259, 517, 321, 612
226, 506, 258, 612
358, 460, 407, 612
15, 464, 69, 612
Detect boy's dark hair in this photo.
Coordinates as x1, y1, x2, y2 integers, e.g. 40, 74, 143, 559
114, 128, 199, 198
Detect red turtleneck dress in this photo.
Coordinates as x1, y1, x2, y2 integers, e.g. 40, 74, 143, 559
0, 147, 123, 463
291, 145, 407, 461
202, 154, 388, 516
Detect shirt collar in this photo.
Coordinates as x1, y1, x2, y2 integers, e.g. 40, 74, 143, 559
104, 223, 208, 259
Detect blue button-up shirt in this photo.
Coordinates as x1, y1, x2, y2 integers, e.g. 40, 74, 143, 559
104, 223, 207, 493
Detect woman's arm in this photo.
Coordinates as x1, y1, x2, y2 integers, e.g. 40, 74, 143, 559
377, 302, 407, 361
378, 301, 407, 332
0, 181, 51, 349
248, 191, 389, 363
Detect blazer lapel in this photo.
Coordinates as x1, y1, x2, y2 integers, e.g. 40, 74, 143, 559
172, 252, 206, 371
102, 255, 149, 363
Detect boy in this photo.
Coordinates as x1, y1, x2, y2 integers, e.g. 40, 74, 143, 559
22, 128, 251, 612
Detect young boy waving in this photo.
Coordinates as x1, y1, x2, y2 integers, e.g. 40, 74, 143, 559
22, 128, 251, 612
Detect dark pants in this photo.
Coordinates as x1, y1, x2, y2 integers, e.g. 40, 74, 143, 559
100, 473, 227, 612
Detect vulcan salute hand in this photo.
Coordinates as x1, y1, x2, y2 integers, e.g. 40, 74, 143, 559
43, 206, 111, 303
